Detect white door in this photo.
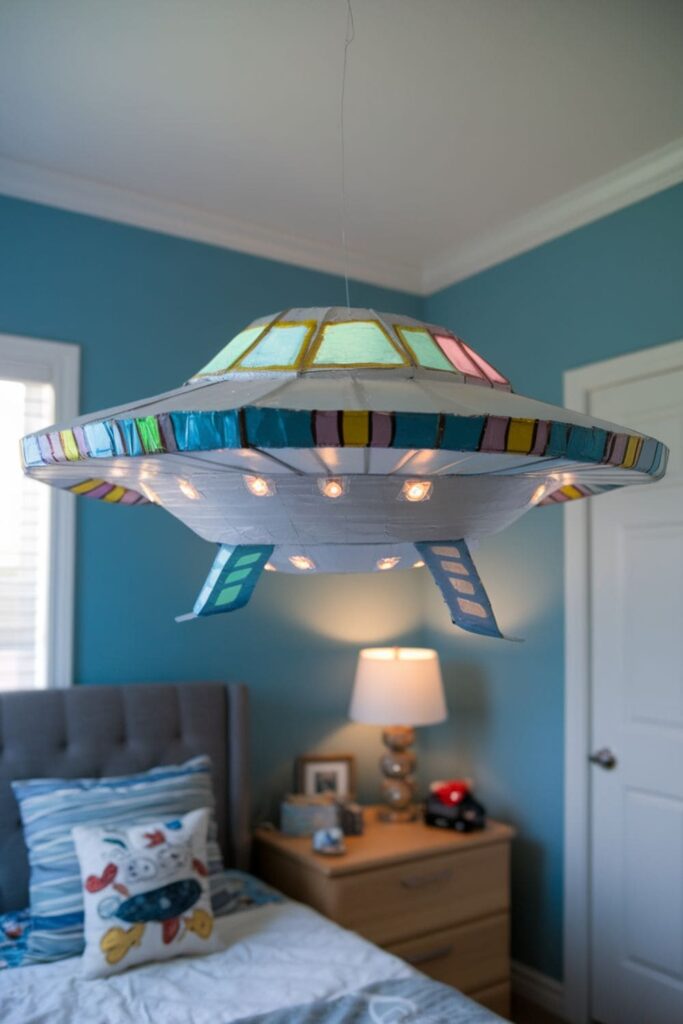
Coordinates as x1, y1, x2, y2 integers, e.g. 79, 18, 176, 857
588, 343, 683, 1024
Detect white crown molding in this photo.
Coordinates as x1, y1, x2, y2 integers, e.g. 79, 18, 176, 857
1, 140, 682, 299
0, 155, 423, 295
511, 959, 566, 1019
422, 137, 683, 295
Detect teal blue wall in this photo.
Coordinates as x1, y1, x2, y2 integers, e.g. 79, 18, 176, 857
0, 194, 425, 826
423, 183, 683, 978
2, 184, 683, 979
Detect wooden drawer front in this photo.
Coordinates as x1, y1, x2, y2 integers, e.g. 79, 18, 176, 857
326, 843, 509, 945
470, 981, 511, 1020
386, 913, 509, 994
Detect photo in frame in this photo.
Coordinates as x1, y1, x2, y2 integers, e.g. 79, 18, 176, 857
296, 754, 356, 799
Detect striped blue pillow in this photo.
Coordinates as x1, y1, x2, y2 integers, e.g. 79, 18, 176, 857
12, 756, 226, 963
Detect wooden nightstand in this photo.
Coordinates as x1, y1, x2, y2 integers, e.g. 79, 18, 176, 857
254, 810, 514, 1019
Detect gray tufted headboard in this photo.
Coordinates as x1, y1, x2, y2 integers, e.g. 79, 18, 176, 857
0, 681, 250, 914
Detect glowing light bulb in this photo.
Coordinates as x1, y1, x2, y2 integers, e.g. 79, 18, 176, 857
401, 480, 433, 502
318, 477, 346, 499
531, 484, 547, 504
412, 560, 425, 568
377, 556, 400, 571
244, 475, 275, 497
289, 555, 316, 571
178, 478, 200, 500
264, 562, 277, 572
140, 482, 160, 504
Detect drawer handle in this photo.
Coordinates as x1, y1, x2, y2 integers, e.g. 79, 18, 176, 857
399, 866, 453, 889
405, 943, 454, 967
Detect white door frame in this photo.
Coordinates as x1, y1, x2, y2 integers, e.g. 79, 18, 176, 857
563, 337, 683, 1024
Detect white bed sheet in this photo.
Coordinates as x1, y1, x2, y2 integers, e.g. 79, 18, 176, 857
0, 901, 415, 1024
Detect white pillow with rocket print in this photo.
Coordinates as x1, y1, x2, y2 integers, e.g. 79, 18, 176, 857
73, 807, 217, 978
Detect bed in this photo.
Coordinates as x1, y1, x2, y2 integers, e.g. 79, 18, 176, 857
0, 682, 504, 1023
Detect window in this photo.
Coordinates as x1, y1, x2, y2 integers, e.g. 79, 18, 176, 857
0, 335, 79, 689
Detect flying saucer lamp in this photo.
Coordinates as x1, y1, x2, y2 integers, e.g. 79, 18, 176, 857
20, 307, 668, 639
350, 648, 447, 822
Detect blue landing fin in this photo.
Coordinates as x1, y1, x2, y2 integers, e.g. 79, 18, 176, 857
176, 544, 273, 621
415, 540, 519, 641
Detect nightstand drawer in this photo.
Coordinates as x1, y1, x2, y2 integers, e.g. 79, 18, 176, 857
386, 913, 509, 994
326, 843, 509, 945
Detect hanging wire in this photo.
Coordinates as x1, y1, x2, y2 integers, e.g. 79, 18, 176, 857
339, 0, 355, 309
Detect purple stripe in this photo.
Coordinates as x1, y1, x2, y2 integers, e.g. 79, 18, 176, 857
481, 416, 509, 452
73, 425, 89, 458
85, 482, 114, 500
37, 434, 55, 464
370, 412, 393, 447
48, 432, 65, 462
531, 420, 550, 455
120, 489, 142, 505
608, 433, 628, 465
315, 410, 340, 446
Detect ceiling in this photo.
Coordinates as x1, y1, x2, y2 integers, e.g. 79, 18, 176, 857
1, 0, 682, 294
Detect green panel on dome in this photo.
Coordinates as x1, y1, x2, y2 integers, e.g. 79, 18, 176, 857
310, 321, 406, 367
195, 326, 264, 376
239, 323, 311, 369
396, 326, 455, 372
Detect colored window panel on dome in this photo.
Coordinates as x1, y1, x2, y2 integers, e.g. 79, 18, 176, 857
195, 326, 265, 376
395, 327, 454, 372
238, 322, 314, 369
310, 322, 406, 367
433, 335, 485, 378
460, 342, 509, 386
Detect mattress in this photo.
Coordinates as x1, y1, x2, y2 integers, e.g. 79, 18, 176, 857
0, 899, 502, 1024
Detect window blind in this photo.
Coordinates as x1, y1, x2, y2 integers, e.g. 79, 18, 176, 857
0, 378, 54, 690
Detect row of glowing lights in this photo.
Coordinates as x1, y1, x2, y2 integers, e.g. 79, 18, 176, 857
141, 475, 434, 504
145, 474, 554, 506
244, 475, 435, 502
266, 554, 426, 573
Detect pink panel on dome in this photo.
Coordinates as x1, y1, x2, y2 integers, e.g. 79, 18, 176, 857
460, 342, 509, 386
433, 334, 485, 378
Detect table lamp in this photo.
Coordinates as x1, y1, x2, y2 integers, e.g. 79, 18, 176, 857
349, 647, 447, 822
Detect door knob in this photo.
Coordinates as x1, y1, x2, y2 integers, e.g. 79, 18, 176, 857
589, 747, 617, 770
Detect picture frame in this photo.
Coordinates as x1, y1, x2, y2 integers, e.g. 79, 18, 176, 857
296, 754, 356, 799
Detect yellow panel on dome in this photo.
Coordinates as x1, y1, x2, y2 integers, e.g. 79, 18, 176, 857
193, 325, 266, 378
306, 320, 407, 368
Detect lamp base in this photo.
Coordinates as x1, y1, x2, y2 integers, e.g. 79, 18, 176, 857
378, 725, 418, 824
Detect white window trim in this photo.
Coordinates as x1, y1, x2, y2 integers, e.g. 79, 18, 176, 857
0, 333, 80, 689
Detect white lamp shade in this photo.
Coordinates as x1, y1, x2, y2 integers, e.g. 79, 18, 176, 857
349, 647, 447, 727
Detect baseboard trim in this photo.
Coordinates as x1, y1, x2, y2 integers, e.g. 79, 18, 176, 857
511, 960, 566, 1019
